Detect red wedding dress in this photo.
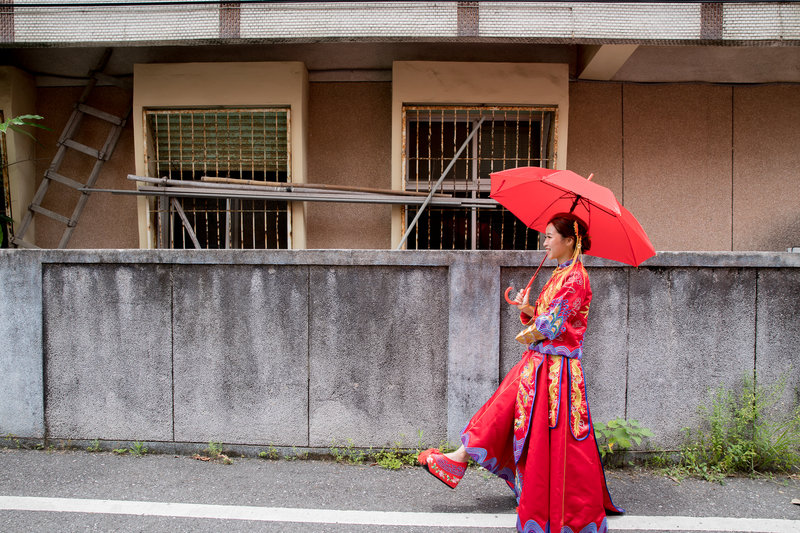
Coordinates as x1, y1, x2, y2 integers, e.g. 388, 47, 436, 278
461, 260, 624, 533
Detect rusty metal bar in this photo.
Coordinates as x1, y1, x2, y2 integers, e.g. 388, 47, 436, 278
171, 197, 202, 249
396, 116, 486, 250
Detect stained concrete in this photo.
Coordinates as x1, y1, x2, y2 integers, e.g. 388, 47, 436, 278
42, 263, 173, 441
0, 251, 43, 437
626, 267, 757, 447
2, 250, 799, 451
172, 265, 309, 446
308, 265, 448, 448
755, 269, 800, 418
446, 260, 500, 442
580, 268, 628, 424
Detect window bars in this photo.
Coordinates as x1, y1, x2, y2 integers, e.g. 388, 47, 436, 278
144, 108, 291, 249
402, 106, 556, 250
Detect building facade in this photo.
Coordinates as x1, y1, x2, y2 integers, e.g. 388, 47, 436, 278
0, 1, 798, 252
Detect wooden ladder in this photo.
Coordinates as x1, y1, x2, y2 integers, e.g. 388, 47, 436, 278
12, 49, 131, 249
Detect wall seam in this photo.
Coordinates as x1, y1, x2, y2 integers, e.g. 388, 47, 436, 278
730, 86, 735, 251
170, 265, 176, 446
624, 268, 631, 420
306, 266, 311, 447
752, 270, 759, 390
620, 83, 625, 205
40, 263, 48, 442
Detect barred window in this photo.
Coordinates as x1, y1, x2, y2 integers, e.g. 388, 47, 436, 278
402, 106, 556, 250
144, 108, 291, 249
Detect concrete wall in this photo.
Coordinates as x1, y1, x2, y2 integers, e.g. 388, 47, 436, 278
2, 249, 798, 451
568, 81, 800, 253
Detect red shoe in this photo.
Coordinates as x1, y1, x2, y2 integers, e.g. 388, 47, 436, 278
424, 452, 468, 489
417, 448, 440, 466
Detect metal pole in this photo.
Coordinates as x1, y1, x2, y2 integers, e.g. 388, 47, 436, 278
396, 116, 486, 250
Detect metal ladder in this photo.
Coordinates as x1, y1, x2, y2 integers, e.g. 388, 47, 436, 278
12, 49, 131, 249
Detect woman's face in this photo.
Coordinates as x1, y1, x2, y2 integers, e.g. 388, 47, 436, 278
544, 223, 574, 264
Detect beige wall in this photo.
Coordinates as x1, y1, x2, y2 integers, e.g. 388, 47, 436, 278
391, 61, 570, 248
624, 84, 733, 251
133, 62, 309, 249
569, 81, 800, 252
733, 86, 800, 251
0, 67, 37, 245
567, 83, 623, 201
33, 86, 138, 249
306, 82, 392, 249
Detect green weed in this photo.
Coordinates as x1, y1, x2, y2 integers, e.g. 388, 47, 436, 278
593, 418, 654, 466
86, 439, 101, 453
674, 373, 800, 478
130, 441, 148, 457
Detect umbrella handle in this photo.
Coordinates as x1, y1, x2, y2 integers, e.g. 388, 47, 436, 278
504, 254, 548, 306
504, 286, 518, 305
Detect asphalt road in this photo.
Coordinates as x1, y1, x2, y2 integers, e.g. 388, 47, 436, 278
1, 448, 799, 532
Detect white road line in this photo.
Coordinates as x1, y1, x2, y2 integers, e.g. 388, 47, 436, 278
0, 496, 798, 532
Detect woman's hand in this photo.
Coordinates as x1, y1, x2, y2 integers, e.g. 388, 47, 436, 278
513, 288, 528, 305
514, 288, 535, 315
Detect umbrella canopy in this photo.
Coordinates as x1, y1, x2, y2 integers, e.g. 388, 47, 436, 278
490, 166, 655, 267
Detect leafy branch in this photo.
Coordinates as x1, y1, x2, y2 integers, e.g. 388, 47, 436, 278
0, 114, 49, 141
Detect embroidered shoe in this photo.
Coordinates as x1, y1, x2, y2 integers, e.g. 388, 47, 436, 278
416, 447, 440, 466
424, 453, 468, 489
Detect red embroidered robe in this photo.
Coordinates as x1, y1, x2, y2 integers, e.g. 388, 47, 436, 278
461, 260, 623, 533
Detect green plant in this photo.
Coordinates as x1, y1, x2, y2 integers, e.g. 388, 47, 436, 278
202, 442, 232, 464
0, 114, 48, 141
259, 444, 280, 460
112, 448, 128, 455
86, 439, 101, 453
207, 441, 223, 457
375, 448, 404, 470
593, 418, 654, 462
675, 373, 800, 478
329, 439, 363, 464
130, 441, 148, 457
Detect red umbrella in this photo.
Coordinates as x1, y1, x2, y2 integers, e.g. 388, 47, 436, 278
490, 166, 655, 303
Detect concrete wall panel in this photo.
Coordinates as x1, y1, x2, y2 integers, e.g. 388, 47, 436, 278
308, 265, 448, 447
306, 82, 392, 249
755, 269, 800, 415
0, 251, 43, 437
581, 268, 629, 423
172, 265, 309, 446
623, 85, 733, 251
43, 264, 172, 441
446, 260, 500, 441
733, 86, 800, 251
627, 267, 756, 446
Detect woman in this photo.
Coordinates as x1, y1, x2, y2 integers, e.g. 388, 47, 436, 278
419, 213, 623, 533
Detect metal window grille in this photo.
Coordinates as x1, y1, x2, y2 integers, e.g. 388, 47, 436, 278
402, 106, 556, 250
0, 110, 11, 249
144, 108, 291, 249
